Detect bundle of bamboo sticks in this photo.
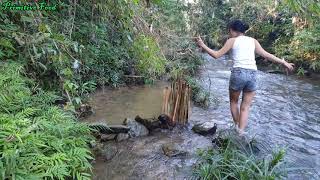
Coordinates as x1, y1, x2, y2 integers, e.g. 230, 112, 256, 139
162, 78, 191, 125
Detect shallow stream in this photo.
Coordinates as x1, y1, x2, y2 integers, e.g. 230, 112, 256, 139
85, 54, 320, 180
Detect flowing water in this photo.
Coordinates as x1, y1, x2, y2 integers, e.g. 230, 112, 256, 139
85, 54, 320, 180
198, 54, 320, 179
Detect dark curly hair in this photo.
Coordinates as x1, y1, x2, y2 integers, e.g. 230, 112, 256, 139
228, 20, 249, 33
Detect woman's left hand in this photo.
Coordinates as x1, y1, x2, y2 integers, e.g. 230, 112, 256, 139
283, 62, 295, 72
195, 36, 205, 48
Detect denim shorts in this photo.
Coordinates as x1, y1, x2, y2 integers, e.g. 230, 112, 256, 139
229, 67, 257, 92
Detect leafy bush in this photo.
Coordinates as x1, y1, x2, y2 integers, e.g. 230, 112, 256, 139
131, 35, 166, 82
0, 0, 159, 108
0, 62, 93, 179
275, 22, 320, 72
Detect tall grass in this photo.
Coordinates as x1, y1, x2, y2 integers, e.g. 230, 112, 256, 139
194, 134, 287, 180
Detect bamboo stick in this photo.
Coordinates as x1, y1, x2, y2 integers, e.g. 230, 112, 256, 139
173, 82, 177, 118
188, 85, 191, 120
178, 80, 182, 122
177, 81, 181, 123
166, 87, 170, 115
170, 82, 174, 120
170, 82, 174, 122
183, 83, 188, 124
185, 83, 189, 124
172, 88, 180, 123
168, 84, 171, 114
180, 82, 185, 123
186, 85, 189, 121
165, 88, 168, 115
165, 88, 169, 115
162, 87, 167, 114
184, 87, 186, 123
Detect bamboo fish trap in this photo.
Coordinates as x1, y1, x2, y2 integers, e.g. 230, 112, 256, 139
162, 78, 191, 125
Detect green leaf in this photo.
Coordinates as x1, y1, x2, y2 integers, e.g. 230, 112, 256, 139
38, 23, 48, 33
132, 0, 139, 5
20, 16, 34, 23
0, 38, 15, 50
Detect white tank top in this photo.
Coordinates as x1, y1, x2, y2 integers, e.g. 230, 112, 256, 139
231, 36, 257, 70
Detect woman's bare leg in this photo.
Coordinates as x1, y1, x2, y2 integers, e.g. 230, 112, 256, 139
239, 91, 255, 132
229, 89, 241, 125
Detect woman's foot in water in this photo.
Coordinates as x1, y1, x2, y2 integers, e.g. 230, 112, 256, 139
236, 126, 247, 136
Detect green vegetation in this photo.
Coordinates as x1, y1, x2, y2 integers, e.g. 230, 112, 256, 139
0, 63, 93, 179
185, 76, 210, 108
0, 1, 204, 178
194, 136, 287, 180
194, 0, 320, 73
1, 0, 319, 179
131, 34, 166, 82
0, 0, 205, 108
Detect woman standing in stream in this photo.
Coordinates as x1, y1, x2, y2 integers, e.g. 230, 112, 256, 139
196, 20, 295, 135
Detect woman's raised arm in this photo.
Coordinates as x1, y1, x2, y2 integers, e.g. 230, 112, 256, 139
196, 36, 235, 59
254, 39, 294, 71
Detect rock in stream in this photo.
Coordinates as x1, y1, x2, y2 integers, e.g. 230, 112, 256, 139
162, 143, 188, 157
92, 142, 118, 161
134, 115, 161, 130
124, 118, 149, 137
116, 133, 130, 142
192, 121, 217, 136
100, 134, 117, 142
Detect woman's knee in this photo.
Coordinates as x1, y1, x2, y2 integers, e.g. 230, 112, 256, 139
230, 97, 239, 104
240, 104, 250, 112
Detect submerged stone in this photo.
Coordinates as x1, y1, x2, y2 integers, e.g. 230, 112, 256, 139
100, 134, 117, 142
91, 142, 118, 161
162, 143, 188, 157
116, 133, 129, 142
267, 69, 284, 74
101, 145, 118, 161
192, 121, 217, 136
